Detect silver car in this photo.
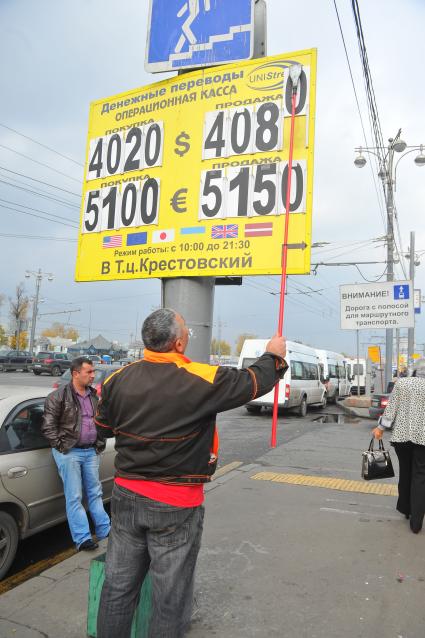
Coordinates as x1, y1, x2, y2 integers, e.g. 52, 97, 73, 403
0, 386, 115, 579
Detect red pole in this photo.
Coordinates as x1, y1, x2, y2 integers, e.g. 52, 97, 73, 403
270, 78, 299, 448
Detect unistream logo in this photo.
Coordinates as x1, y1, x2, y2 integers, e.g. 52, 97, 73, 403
246, 59, 298, 91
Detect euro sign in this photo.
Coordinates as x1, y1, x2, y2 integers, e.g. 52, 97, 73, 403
174, 131, 191, 157
170, 188, 188, 213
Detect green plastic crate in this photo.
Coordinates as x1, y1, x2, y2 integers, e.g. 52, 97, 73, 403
87, 553, 152, 637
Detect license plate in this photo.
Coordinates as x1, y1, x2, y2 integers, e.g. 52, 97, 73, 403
34, 364, 41, 368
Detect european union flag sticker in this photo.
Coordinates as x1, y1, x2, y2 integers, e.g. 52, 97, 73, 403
127, 232, 147, 246
394, 284, 410, 300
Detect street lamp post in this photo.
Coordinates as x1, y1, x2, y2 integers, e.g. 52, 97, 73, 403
25, 269, 54, 356
354, 131, 424, 389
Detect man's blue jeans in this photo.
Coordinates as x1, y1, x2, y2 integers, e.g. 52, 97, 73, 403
52, 447, 110, 547
97, 484, 205, 638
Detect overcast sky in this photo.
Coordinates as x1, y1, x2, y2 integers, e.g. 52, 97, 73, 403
0, 0, 424, 358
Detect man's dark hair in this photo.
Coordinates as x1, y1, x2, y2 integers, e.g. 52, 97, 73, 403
142, 308, 181, 353
71, 356, 93, 375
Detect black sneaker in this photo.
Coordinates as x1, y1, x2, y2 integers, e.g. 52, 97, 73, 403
78, 539, 99, 551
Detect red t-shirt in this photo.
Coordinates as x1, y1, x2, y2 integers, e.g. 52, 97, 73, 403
115, 477, 204, 507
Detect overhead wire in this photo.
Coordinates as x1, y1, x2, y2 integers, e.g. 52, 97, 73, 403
253, 272, 341, 316
393, 206, 408, 278
332, 0, 387, 232
0, 233, 76, 242
0, 144, 81, 183
287, 281, 339, 313
43, 291, 158, 305
0, 197, 78, 227
354, 263, 388, 282
243, 279, 327, 319
312, 239, 382, 263
350, 0, 386, 162
0, 122, 84, 167
0, 203, 78, 229
350, 0, 409, 284
0, 176, 79, 209
312, 237, 383, 257
0, 165, 80, 196
244, 277, 339, 318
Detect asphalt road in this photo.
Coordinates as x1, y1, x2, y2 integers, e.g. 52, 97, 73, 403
0, 371, 347, 584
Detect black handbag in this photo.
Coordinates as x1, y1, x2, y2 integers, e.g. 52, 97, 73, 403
361, 438, 395, 480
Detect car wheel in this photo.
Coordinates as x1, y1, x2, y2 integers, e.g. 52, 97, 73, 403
319, 393, 327, 409
0, 511, 19, 580
246, 405, 262, 415
33, 370, 41, 376
51, 366, 62, 377
297, 396, 307, 418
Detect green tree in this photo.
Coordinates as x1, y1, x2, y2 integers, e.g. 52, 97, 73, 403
235, 333, 258, 357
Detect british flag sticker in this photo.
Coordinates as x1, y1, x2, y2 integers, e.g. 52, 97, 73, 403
211, 224, 238, 239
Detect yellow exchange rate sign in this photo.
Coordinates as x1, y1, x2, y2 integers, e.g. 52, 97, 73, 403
75, 49, 317, 282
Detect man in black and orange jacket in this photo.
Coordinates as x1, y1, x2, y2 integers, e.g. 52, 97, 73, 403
96, 308, 287, 638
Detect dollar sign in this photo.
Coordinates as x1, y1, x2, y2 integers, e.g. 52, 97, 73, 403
174, 131, 191, 157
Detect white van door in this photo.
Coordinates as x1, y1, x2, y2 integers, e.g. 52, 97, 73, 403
304, 361, 322, 403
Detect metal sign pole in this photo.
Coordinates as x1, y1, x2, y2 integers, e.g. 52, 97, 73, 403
270, 65, 302, 448
162, 0, 267, 363
407, 231, 415, 373
379, 348, 384, 394
161, 277, 215, 362
356, 329, 360, 396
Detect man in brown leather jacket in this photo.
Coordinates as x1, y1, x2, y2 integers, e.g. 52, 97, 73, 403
42, 357, 110, 551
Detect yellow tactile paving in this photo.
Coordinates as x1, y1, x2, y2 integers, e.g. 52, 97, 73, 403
250, 472, 398, 496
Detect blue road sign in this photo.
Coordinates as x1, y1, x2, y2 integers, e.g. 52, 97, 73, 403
145, 0, 255, 73
394, 284, 410, 300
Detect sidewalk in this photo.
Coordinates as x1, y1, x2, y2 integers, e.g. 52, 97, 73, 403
1, 416, 424, 638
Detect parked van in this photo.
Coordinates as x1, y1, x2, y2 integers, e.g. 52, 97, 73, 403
345, 358, 366, 394
238, 339, 327, 417
315, 350, 351, 403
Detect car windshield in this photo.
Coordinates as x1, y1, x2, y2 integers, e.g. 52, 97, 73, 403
37, 353, 53, 359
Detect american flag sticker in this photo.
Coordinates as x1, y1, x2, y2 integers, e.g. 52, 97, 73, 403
211, 224, 238, 239
244, 222, 273, 238
102, 235, 122, 248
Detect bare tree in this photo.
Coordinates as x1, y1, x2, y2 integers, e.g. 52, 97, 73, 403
235, 333, 258, 357
9, 284, 29, 349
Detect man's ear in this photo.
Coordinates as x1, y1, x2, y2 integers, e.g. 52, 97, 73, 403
174, 338, 184, 354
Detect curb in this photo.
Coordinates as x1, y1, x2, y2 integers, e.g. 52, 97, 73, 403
340, 401, 375, 421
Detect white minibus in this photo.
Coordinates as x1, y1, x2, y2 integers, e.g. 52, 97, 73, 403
315, 350, 351, 403
345, 358, 366, 394
238, 339, 327, 417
